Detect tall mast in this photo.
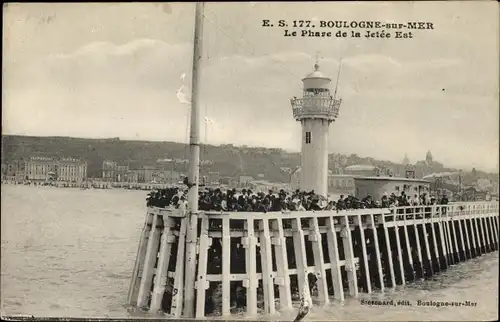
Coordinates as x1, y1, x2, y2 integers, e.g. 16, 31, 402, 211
333, 57, 342, 100
183, 1, 204, 317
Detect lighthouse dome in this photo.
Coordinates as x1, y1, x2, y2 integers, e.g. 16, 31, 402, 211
303, 63, 331, 80
302, 63, 331, 90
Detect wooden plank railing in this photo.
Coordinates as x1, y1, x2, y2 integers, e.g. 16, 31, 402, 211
127, 201, 499, 318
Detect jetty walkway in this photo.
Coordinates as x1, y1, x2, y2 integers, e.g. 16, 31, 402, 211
127, 201, 498, 318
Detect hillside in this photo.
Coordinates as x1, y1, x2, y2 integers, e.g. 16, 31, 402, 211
1, 135, 300, 182
1, 135, 497, 184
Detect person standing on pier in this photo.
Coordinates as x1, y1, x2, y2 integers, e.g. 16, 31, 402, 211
412, 194, 420, 206
336, 195, 345, 211
381, 192, 390, 207
440, 194, 449, 214
398, 191, 407, 206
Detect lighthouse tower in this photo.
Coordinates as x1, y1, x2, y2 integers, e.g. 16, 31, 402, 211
290, 62, 342, 197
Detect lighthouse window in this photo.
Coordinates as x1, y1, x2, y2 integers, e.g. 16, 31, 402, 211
305, 131, 311, 144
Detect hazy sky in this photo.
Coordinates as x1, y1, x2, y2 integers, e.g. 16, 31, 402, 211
2, 2, 499, 172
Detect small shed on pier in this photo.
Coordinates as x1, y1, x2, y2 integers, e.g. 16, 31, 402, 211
353, 176, 431, 200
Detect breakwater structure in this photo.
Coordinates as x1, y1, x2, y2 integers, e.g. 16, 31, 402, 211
126, 202, 499, 318
125, 2, 499, 319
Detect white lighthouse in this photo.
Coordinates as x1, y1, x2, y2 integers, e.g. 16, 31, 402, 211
290, 62, 342, 197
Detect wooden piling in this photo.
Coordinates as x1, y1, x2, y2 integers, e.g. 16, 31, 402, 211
368, 213, 384, 292
326, 216, 344, 301
486, 214, 495, 251
127, 213, 154, 306
491, 214, 500, 250
494, 213, 500, 249
195, 218, 210, 318
340, 215, 358, 297
291, 217, 311, 307
489, 214, 499, 250
137, 213, 161, 309
309, 216, 330, 304
483, 213, 491, 251
469, 217, 478, 258
473, 215, 483, 255
413, 215, 424, 278
456, 216, 467, 261
392, 217, 405, 286
436, 212, 449, 269
403, 213, 416, 282
480, 214, 491, 253
170, 218, 187, 316
443, 214, 455, 265
463, 206, 472, 257
420, 216, 433, 277
244, 218, 258, 317
259, 218, 276, 314
477, 214, 486, 254
220, 217, 231, 315
271, 218, 293, 309
357, 214, 373, 292
381, 214, 396, 288
490, 209, 497, 249
489, 211, 497, 250
449, 212, 460, 263
150, 217, 175, 312
462, 215, 472, 260
429, 212, 441, 273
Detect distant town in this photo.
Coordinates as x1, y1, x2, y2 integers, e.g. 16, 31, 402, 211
1, 135, 498, 201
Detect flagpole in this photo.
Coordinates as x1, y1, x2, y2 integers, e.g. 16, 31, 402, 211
183, 1, 204, 317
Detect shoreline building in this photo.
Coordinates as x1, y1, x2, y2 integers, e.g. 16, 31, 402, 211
57, 157, 88, 182
102, 160, 182, 184
102, 161, 130, 182
2, 159, 26, 181
24, 156, 87, 182
25, 156, 58, 181
141, 166, 182, 184
290, 62, 342, 197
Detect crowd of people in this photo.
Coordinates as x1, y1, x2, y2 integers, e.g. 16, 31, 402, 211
381, 191, 448, 208
146, 187, 449, 212
147, 187, 330, 212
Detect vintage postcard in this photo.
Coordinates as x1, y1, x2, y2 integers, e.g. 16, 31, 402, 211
1, 2, 498, 321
